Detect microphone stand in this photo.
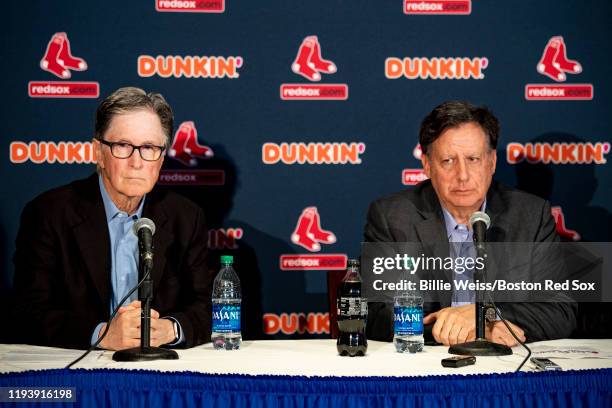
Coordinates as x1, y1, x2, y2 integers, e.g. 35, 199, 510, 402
113, 238, 179, 362
448, 241, 512, 356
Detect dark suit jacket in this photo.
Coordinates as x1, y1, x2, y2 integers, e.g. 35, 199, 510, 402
364, 179, 577, 343
12, 174, 214, 349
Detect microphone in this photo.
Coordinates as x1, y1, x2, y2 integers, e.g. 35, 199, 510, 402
133, 218, 155, 269
448, 210, 512, 357
470, 211, 490, 252
113, 217, 178, 361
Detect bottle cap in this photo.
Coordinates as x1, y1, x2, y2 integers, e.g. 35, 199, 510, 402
220, 255, 234, 264
347, 259, 360, 267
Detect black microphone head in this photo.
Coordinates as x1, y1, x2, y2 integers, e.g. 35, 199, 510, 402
133, 217, 156, 237
469, 211, 491, 230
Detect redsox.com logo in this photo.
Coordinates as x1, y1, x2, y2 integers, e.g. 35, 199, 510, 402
158, 121, 226, 186
29, 32, 99, 98
280, 207, 346, 271
526, 36, 593, 100
155, 0, 225, 13
281, 35, 348, 100
403, 1, 471, 15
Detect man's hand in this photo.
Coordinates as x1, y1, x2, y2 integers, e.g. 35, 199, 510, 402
151, 317, 176, 347
423, 304, 476, 346
485, 320, 526, 347
98, 300, 174, 350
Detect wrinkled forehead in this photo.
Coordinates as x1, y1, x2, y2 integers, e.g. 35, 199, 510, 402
429, 123, 491, 156
104, 109, 166, 145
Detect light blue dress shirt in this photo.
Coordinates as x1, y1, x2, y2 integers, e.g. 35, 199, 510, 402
441, 200, 486, 307
91, 175, 183, 346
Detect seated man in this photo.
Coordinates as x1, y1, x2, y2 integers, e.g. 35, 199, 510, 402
12, 87, 213, 350
365, 101, 577, 346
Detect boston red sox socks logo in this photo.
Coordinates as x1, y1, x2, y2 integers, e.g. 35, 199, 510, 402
168, 121, 214, 167
40, 32, 87, 79
537, 36, 582, 82
291, 207, 337, 252
551, 206, 580, 241
291, 36, 337, 82
413, 143, 423, 160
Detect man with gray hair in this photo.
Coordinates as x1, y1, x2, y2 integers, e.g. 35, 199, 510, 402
12, 87, 213, 350
365, 100, 577, 347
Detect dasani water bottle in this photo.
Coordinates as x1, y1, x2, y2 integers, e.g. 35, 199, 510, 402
212, 255, 242, 350
394, 294, 424, 353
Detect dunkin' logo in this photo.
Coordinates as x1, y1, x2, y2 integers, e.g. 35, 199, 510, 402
404, 0, 471, 15
208, 228, 243, 249
263, 313, 330, 335
281, 35, 348, 100
506, 142, 610, 164
155, 0, 225, 13
551, 207, 580, 241
10, 141, 96, 164
262, 142, 365, 165
526, 36, 593, 100
30, 33, 99, 98
386, 57, 488, 79
138, 55, 243, 78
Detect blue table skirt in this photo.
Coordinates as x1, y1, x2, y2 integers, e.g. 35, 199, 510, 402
1, 368, 611, 408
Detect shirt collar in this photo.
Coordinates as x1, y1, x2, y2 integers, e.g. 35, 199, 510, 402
98, 174, 145, 222
441, 198, 487, 236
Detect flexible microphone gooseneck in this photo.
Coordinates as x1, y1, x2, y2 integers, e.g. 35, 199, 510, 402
448, 211, 513, 357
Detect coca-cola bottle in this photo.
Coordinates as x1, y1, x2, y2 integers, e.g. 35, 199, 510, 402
336, 259, 367, 356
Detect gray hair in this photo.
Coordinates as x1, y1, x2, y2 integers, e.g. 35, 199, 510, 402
94, 87, 174, 147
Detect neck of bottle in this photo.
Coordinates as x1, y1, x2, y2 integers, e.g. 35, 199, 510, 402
343, 265, 361, 282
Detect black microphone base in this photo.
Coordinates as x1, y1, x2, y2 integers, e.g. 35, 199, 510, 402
112, 346, 179, 362
448, 339, 513, 356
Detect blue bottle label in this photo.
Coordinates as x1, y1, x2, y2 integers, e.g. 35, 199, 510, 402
394, 306, 423, 336
212, 304, 241, 333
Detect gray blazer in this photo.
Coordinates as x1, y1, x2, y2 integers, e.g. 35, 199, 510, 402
364, 179, 577, 342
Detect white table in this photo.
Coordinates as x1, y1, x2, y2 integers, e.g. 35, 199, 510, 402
2, 338, 612, 376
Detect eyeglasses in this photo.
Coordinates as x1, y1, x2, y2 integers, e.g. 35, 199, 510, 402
98, 139, 166, 161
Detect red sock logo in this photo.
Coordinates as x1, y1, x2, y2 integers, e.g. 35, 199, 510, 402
537, 36, 582, 82
168, 122, 197, 166
291, 36, 336, 82
552, 36, 582, 74
40, 33, 87, 79
56, 32, 87, 71
291, 207, 336, 252
183, 121, 214, 159
307, 36, 337, 74
168, 121, 214, 167
551, 206, 580, 241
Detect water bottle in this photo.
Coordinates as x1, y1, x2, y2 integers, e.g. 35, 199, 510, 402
336, 259, 368, 356
212, 255, 242, 350
394, 294, 424, 353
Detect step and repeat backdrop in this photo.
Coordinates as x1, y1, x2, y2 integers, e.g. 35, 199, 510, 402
2, 1, 611, 339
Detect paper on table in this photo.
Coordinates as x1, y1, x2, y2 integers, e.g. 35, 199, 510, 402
516, 345, 612, 360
